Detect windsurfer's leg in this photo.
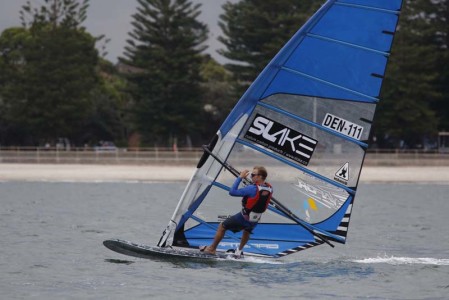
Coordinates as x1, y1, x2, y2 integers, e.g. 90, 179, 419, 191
205, 223, 226, 254
239, 230, 250, 251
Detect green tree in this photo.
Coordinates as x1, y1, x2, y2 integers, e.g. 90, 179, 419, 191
432, 0, 449, 132
376, 0, 442, 148
199, 55, 233, 139
0, 28, 32, 144
122, 0, 208, 147
218, 0, 321, 95
81, 59, 131, 147
0, 0, 101, 145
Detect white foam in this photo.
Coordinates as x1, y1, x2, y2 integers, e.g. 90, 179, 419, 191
240, 256, 285, 264
216, 255, 284, 264
353, 256, 449, 266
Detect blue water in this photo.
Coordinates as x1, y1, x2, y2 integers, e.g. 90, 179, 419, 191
1, 181, 448, 299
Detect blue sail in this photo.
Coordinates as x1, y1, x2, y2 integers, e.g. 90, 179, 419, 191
158, 0, 403, 258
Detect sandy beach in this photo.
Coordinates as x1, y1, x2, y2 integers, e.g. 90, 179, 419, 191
1, 163, 448, 184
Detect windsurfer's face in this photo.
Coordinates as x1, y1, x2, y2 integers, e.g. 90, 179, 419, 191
251, 168, 261, 183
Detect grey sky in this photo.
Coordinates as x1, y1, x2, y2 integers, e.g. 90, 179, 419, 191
0, 0, 238, 63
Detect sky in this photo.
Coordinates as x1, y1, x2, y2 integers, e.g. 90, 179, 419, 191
0, 0, 238, 63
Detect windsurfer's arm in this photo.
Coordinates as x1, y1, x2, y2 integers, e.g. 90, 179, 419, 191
229, 177, 257, 197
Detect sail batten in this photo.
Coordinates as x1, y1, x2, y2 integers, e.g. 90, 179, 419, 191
257, 102, 370, 147
265, 207, 347, 243
278, 67, 380, 102
306, 33, 391, 56
335, 1, 402, 13
211, 181, 230, 192
235, 138, 356, 194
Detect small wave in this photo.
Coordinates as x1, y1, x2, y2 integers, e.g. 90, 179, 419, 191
216, 255, 284, 264
105, 258, 134, 265
353, 256, 449, 266
241, 256, 284, 264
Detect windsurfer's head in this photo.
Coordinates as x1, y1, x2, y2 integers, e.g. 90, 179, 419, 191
252, 166, 267, 181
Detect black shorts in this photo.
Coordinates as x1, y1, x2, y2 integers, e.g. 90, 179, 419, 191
222, 212, 257, 233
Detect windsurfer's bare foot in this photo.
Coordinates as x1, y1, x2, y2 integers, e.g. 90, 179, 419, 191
199, 245, 216, 255
204, 247, 216, 255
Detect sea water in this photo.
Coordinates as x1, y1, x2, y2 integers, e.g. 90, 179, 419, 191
0, 181, 448, 299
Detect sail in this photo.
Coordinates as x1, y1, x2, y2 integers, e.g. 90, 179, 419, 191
158, 0, 403, 257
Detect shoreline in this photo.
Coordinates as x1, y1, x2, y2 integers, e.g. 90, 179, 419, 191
1, 163, 449, 184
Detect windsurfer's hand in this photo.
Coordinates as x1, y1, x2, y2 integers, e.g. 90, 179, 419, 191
240, 170, 249, 178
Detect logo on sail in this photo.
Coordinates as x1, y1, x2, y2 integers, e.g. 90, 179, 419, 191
294, 178, 346, 209
334, 162, 349, 184
244, 114, 317, 166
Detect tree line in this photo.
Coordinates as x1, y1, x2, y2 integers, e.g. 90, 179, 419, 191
0, 0, 447, 149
